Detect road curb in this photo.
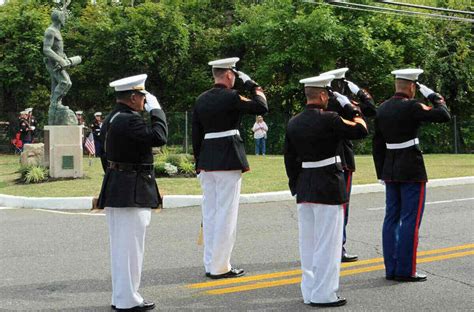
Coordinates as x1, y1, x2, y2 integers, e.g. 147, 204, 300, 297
1, 176, 473, 210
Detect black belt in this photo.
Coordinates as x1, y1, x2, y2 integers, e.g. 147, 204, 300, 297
108, 161, 154, 172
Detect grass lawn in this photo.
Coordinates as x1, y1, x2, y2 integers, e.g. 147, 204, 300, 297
0, 154, 472, 197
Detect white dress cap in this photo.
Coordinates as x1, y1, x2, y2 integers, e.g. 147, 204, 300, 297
94, 112, 102, 117
20, 111, 27, 115
109, 74, 148, 94
391, 68, 424, 81
320, 67, 349, 79
75, 111, 83, 115
208, 57, 240, 69
25, 107, 33, 113
299, 75, 336, 88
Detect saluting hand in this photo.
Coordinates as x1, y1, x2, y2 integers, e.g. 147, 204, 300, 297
346, 80, 360, 95
145, 93, 161, 112
418, 84, 435, 98
333, 91, 351, 108
237, 71, 251, 83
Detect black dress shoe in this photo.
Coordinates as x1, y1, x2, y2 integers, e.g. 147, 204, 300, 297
112, 301, 155, 311
208, 268, 245, 279
394, 272, 427, 282
341, 253, 358, 262
205, 272, 211, 277
310, 297, 347, 307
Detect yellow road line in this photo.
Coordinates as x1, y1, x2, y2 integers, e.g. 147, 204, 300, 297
187, 270, 301, 289
417, 244, 474, 256
417, 250, 474, 264
187, 244, 474, 289
204, 250, 474, 295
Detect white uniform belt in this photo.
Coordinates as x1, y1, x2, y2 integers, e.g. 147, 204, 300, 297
302, 156, 341, 169
386, 138, 419, 149
204, 129, 240, 139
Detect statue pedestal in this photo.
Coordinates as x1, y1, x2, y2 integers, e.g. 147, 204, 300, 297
44, 126, 83, 178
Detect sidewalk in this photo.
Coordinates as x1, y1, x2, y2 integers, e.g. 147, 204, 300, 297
1, 176, 473, 210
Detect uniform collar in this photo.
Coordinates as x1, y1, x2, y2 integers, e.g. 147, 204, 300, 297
214, 83, 229, 89
115, 102, 134, 111
305, 104, 325, 110
393, 92, 410, 99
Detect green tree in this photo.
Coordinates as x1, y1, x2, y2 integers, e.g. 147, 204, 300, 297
0, 0, 51, 131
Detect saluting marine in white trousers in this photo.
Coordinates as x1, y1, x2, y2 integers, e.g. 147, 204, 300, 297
298, 204, 344, 303
192, 57, 268, 279
284, 75, 368, 307
199, 170, 242, 275
106, 207, 151, 308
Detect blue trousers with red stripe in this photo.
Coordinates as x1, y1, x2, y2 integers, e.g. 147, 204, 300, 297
342, 170, 352, 255
383, 182, 426, 277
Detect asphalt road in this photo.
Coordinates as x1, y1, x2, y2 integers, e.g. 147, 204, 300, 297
0, 184, 473, 311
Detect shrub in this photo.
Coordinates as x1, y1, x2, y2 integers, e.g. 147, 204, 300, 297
155, 146, 170, 163
164, 163, 178, 175
184, 154, 195, 163
179, 161, 195, 175
22, 166, 48, 184
154, 161, 167, 176
18, 165, 31, 178
154, 153, 196, 177
166, 154, 185, 168
166, 145, 184, 154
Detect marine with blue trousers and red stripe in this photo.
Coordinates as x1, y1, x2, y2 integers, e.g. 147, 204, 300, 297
284, 75, 368, 308
321, 68, 377, 263
373, 68, 451, 282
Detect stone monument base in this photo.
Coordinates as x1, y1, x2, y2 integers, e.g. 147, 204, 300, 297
44, 126, 83, 178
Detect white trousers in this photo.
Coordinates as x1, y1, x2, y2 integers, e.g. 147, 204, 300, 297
297, 203, 344, 304
199, 170, 242, 275
106, 207, 151, 309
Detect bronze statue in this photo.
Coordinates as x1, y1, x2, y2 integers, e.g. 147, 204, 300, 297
43, 0, 82, 125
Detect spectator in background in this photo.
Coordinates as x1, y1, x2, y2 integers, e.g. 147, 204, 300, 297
25, 108, 37, 143
75, 111, 85, 126
18, 111, 32, 145
75, 111, 89, 150
252, 115, 268, 155
90, 112, 103, 157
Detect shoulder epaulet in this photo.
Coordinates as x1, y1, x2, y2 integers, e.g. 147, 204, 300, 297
416, 102, 433, 111
239, 95, 252, 102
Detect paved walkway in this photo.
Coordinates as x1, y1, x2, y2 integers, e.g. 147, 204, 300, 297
0, 176, 473, 210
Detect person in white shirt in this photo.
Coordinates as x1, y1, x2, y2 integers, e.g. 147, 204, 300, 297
252, 115, 268, 155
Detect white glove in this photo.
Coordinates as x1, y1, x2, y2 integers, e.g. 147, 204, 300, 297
237, 71, 251, 83
30, 126, 35, 131
418, 84, 435, 98
346, 80, 360, 95
145, 93, 161, 112
333, 91, 351, 107
378, 179, 385, 186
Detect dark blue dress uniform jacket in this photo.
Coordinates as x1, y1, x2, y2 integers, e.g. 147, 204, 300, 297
327, 88, 376, 172
91, 120, 101, 139
192, 82, 268, 172
372, 92, 450, 182
97, 103, 168, 209
284, 105, 368, 205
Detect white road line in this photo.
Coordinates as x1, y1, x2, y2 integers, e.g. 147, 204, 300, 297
33, 209, 105, 216
0, 207, 105, 216
2, 197, 473, 215
367, 197, 474, 211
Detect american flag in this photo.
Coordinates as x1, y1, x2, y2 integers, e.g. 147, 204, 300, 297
85, 133, 95, 156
